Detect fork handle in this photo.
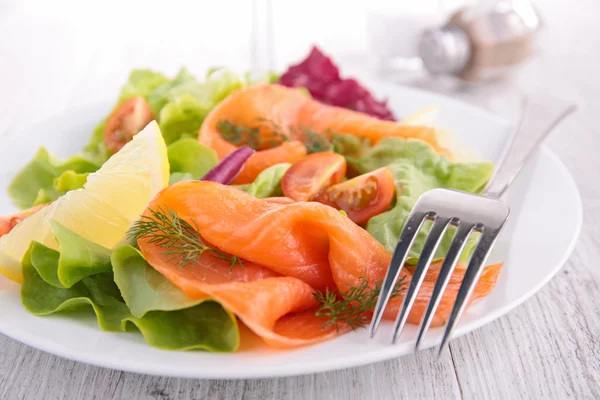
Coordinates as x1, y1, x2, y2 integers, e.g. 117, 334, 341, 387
483, 93, 577, 198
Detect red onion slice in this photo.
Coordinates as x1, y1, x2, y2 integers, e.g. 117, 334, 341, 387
201, 146, 255, 185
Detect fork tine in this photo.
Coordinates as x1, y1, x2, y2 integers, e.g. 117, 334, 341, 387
368, 210, 430, 338
436, 226, 504, 357
414, 222, 475, 350
391, 217, 452, 343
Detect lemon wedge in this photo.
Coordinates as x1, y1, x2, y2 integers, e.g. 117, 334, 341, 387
0, 121, 169, 283
402, 105, 440, 127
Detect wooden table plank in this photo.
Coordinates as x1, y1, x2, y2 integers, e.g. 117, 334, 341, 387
450, 258, 600, 399
0, 333, 462, 400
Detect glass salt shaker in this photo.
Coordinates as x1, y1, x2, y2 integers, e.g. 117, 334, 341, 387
417, 0, 541, 81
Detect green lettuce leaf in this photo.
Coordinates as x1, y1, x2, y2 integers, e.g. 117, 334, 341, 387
332, 134, 371, 159
147, 68, 198, 115
129, 301, 239, 351
156, 68, 248, 144
182, 68, 246, 109
167, 138, 218, 180
54, 170, 88, 193
8, 148, 99, 209
241, 163, 291, 198
152, 67, 245, 116
32, 170, 89, 206
50, 220, 113, 288
20, 224, 239, 352
158, 94, 207, 145
21, 243, 132, 331
83, 121, 111, 165
111, 245, 201, 318
359, 138, 494, 261
119, 69, 170, 107
243, 70, 280, 84
169, 172, 195, 184
31, 171, 88, 206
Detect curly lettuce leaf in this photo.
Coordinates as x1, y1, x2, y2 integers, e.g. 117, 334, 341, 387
243, 70, 280, 84
159, 94, 206, 145
154, 67, 245, 112
169, 172, 195, 184
54, 170, 89, 193
184, 68, 246, 108
111, 245, 202, 318
241, 163, 291, 198
83, 121, 111, 165
33, 170, 89, 206
332, 133, 371, 159
130, 301, 239, 351
359, 138, 494, 261
20, 224, 239, 352
147, 68, 198, 115
157, 69, 248, 144
51, 220, 113, 288
21, 242, 132, 331
167, 138, 218, 180
119, 69, 170, 104
8, 148, 99, 209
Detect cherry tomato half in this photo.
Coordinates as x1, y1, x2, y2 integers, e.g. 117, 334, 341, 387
281, 152, 347, 201
103, 96, 154, 154
314, 167, 396, 225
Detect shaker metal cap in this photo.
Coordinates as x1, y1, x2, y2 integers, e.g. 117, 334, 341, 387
418, 26, 471, 75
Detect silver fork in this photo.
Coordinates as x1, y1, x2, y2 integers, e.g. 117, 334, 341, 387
368, 93, 577, 356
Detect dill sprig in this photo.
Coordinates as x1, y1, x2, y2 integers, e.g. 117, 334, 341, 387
259, 118, 332, 154
128, 206, 243, 269
289, 125, 332, 154
217, 119, 288, 150
313, 276, 406, 331
217, 118, 335, 154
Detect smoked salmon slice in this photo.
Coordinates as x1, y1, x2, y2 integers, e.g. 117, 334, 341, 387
0, 203, 48, 238
138, 181, 502, 348
198, 84, 452, 184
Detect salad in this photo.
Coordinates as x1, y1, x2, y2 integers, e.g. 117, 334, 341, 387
0, 47, 502, 352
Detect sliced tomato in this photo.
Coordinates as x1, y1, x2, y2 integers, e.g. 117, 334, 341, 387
314, 167, 395, 225
103, 96, 154, 154
281, 152, 346, 201
0, 204, 47, 238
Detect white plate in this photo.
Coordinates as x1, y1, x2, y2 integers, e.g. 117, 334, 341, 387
0, 83, 582, 379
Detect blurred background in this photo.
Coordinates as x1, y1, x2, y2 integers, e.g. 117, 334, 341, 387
0, 0, 596, 131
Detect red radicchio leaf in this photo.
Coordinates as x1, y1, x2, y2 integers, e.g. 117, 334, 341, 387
278, 46, 396, 121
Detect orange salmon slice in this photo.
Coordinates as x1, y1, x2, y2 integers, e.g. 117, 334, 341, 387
199, 84, 452, 184
138, 181, 502, 348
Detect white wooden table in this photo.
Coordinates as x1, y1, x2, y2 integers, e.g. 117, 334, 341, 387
1, 1, 599, 399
